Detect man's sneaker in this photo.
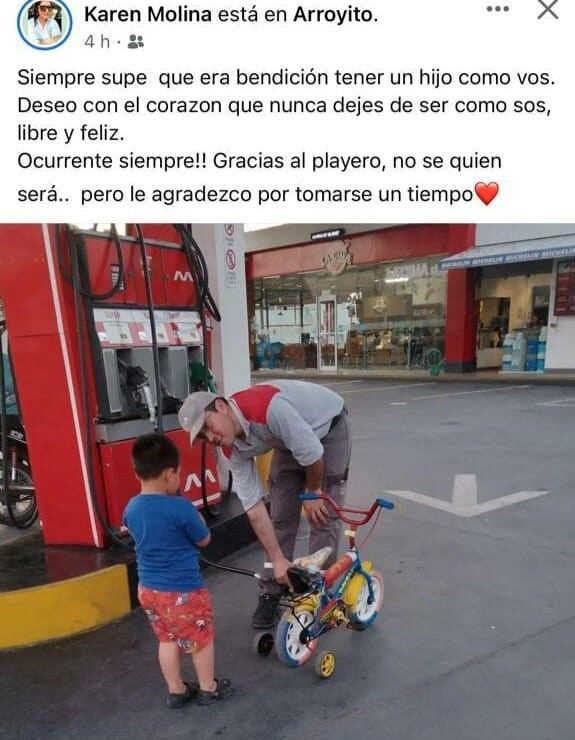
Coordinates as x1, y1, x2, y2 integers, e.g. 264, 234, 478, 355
252, 593, 280, 629
166, 681, 197, 709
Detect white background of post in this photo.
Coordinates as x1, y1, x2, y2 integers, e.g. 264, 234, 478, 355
194, 224, 251, 396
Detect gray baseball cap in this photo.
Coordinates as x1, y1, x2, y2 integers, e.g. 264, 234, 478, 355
178, 391, 220, 443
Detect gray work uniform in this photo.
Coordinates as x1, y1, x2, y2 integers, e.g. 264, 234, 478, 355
226, 380, 352, 569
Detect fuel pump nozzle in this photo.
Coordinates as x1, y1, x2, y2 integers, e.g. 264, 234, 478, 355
140, 384, 156, 430
117, 359, 157, 428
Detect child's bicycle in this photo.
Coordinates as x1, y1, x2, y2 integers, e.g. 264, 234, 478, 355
253, 492, 394, 678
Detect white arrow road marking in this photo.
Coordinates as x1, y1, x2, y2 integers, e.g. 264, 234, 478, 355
387, 489, 454, 514
452, 474, 477, 509
537, 396, 575, 407
455, 490, 550, 517
387, 473, 548, 518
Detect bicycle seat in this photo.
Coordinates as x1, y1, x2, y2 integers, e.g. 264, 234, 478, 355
293, 546, 332, 572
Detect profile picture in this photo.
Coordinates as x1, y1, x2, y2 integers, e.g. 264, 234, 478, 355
18, 0, 72, 49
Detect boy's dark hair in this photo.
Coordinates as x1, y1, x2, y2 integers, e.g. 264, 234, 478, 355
131, 433, 180, 480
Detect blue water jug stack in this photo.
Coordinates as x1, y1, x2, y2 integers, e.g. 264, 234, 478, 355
511, 332, 526, 371
501, 333, 514, 372
537, 327, 547, 373
525, 334, 539, 372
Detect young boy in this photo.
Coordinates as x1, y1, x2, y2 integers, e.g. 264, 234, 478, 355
123, 433, 233, 708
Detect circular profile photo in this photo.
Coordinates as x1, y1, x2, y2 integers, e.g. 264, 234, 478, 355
17, 0, 73, 50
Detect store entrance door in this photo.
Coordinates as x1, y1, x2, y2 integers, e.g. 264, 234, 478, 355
317, 295, 337, 372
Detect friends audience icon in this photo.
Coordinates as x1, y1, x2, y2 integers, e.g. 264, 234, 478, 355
127, 34, 144, 49
18, 0, 73, 49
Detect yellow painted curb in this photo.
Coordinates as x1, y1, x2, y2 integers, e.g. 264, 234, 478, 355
0, 564, 131, 650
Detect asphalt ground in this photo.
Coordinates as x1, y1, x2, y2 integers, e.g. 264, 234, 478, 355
2, 381, 575, 740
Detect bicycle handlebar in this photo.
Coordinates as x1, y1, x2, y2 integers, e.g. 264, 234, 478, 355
299, 492, 394, 526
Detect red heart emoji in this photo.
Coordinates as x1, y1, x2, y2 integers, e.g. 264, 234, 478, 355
474, 182, 499, 205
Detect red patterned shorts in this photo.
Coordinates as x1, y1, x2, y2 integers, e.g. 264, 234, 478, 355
138, 586, 214, 654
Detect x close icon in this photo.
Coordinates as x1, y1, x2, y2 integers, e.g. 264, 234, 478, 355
537, 0, 559, 19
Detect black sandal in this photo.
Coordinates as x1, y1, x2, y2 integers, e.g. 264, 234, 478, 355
166, 681, 198, 709
197, 678, 234, 706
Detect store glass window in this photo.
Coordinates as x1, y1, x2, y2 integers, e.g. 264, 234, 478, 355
341, 258, 447, 370
249, 257, 447, 371
251, 275, 320, 370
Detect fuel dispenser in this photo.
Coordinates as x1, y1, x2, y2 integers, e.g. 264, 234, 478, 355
0, 223, 223, 547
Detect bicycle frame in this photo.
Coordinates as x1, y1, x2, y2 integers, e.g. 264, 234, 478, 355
281, 493, 394, 642
309, 553, 374, 641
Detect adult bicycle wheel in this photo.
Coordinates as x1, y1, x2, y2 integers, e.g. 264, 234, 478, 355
0, 459, 37, 527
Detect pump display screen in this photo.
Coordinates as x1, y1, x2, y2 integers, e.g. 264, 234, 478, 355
93, 308, 202, 347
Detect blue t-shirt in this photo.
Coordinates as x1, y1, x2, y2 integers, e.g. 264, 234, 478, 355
123, 494, 210, 592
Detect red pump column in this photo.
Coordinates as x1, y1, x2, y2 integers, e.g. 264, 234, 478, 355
444, 224, 478, 373
0, 224, 105, 546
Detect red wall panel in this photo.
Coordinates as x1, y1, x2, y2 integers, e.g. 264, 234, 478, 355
247, 224, 473, 279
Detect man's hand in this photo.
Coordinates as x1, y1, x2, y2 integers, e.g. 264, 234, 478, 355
247, 502, 293, 587
272, 555, 293, 587
302, 495, 329, 527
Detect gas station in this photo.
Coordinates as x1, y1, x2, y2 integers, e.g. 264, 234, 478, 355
2, 226, 575, 739
0, 223, 254, 648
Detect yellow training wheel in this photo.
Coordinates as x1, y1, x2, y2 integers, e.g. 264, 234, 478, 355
314, 650, 336, 679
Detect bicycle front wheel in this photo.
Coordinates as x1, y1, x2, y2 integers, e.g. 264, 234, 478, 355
347, 570, 384, 630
